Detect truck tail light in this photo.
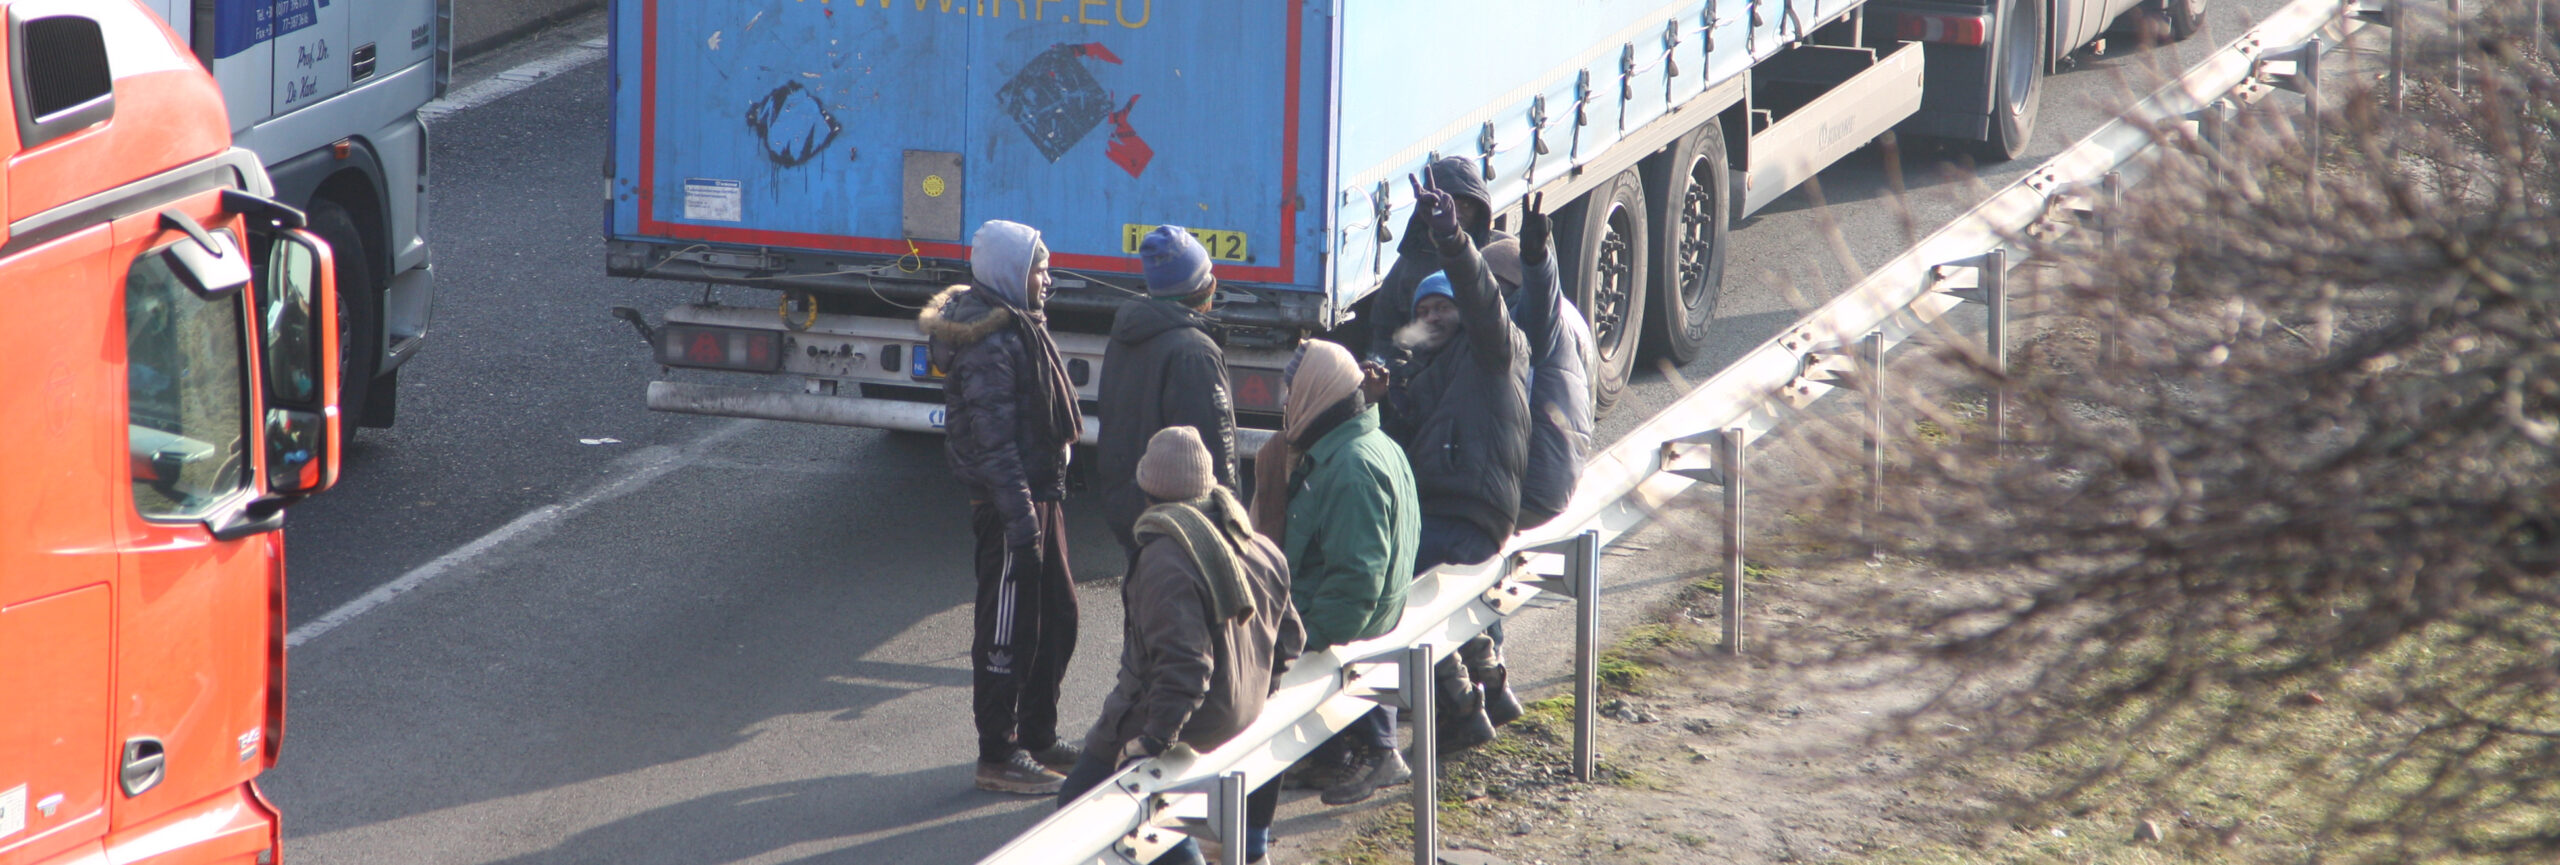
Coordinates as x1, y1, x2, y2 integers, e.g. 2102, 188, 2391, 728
657, 324, 782, 372
1231, 368, 1283, 414
1896, 13, 1988, 46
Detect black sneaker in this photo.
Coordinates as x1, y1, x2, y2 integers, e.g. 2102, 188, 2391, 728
1288, 739, 1360, 789
1319, 744, 1412, 806
1026, 740, 1083, 774
975, 749, 1066, 795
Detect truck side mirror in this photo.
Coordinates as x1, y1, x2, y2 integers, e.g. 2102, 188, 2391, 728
258, 229, 340, 496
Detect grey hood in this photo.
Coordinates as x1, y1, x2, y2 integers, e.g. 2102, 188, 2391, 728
970, 220, 1047, 311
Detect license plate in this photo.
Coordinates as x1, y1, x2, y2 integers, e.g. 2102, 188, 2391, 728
1121, 224, 1249, 263
910, 344, 946, 381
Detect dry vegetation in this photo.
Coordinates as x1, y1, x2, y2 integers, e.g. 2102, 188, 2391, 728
1771, 5, 2560, 862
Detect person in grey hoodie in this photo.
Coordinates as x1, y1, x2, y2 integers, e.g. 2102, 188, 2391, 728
1097, 226, 1239, 564
921, 220, 1087, 795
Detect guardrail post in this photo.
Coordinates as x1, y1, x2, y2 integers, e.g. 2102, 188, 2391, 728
2451, 0, 2465, 95
1214, 772, 1248, 865
1715, 430, 1748, 655
1568, 529, 1602, 781
1861, 332, 1883, 554
1938, 250, 2011, 456
1405, 643, 1438, 865
2256, 39, 2323, 212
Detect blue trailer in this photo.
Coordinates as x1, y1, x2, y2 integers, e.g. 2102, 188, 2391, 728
608, 0, 2186, 435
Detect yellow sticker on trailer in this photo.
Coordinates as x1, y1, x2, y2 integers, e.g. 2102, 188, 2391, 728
1121, 224, 1249, 263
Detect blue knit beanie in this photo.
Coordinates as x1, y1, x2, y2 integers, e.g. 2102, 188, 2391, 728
1139, 226, 1214, 298
1412, 271, 1457, 313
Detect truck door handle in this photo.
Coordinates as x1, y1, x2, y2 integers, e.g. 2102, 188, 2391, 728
121, 737, 166, 796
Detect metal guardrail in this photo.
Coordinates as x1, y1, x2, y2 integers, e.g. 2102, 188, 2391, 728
978, 0, 2394, 860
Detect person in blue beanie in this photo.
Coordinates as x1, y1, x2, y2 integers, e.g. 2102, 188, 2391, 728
1098, 225, 1241, 570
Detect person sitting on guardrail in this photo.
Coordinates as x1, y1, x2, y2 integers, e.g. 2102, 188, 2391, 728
1099, 226, 1240, 571
1060, 426, 1302, 864
1449, 198, 1595, 732
1372, 172, 1534, 754
1249, 340, 1423, 807
922, 219, 1087, 795
1364, 156, 1512, 371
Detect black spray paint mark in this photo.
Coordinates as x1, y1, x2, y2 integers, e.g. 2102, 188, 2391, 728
745, 80, 842, 167
995, 43, 1120, 163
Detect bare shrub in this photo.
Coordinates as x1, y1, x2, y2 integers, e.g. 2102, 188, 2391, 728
1775, 5, 2560, 862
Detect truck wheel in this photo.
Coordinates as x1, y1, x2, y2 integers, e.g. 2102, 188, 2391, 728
307, 200, 379, 455
1559, 168, 1649, 416
1643, 123, 1730, 367
1978, 0, 2048, 162
2162, 0, 2205, 41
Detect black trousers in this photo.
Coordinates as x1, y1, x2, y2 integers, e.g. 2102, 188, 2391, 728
973, 499, 1079, 763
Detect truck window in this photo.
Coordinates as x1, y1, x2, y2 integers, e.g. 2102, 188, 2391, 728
127, 238, 251, 519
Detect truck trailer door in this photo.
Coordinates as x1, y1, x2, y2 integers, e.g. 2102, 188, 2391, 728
614, 1, 1319, 289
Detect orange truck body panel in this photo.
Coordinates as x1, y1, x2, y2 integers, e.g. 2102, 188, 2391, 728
2, 3, 297, 864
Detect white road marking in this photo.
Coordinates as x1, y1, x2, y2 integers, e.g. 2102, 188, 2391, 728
287, 420, 756, 648
419, 37, 609, 123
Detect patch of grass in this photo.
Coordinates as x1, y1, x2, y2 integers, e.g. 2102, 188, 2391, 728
1672, 831, 1710, 849
1912, 418, 1951, 445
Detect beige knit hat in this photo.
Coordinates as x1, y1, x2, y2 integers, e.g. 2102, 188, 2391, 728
1137, 426, 1215, 501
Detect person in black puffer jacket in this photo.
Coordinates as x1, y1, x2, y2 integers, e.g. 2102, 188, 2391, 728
921, 220, 1088, 796
1481, 194, 1595, 531
1097, 227, 1239, 565
1370, 173, 1531, 752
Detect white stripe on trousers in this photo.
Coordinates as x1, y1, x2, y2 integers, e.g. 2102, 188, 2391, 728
994, 540, 1019, 647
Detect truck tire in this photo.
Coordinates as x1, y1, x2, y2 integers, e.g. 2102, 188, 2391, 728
1558, 168, 1649, 416
306, 200, 379, 455
2162, 0, 2205, 41
1978, 0, 2048, 162
1643, 122, 1730, 366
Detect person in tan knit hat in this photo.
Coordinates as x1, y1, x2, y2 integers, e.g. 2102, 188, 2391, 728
1061, 426, 1302, 864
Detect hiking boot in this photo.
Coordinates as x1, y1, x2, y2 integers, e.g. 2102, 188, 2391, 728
1288, 740, 1360, 789
1480, 664, 1524, 727
974, 749, 1066, 795
1319, 744, 1412, 805
1439, 683, 1496, 753
1026, 740, 1083, 774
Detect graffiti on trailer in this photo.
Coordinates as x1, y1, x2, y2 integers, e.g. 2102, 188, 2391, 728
745, 81, 844, 167
996, 42, 1124, 163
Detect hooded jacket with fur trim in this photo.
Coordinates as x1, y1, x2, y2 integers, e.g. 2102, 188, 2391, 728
924, 284, 1071, 548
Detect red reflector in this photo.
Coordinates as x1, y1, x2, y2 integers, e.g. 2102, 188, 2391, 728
1232, 368, 1282, 414
1897, 13, 1987, 46
657, 325, 784, 372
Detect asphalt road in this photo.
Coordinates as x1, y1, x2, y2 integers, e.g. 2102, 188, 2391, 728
265, 5, 2289, 862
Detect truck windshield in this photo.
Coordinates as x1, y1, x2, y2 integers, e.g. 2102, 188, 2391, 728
127, 237, 251, 519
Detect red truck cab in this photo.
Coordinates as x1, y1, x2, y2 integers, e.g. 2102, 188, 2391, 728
1, 2, 342, 863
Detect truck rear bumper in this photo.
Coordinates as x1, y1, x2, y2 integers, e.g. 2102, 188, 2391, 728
646, 380, 1275, 455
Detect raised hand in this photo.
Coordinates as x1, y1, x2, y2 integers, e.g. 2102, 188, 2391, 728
1410, 173, 1461, 240
1519, 192, 1552, 267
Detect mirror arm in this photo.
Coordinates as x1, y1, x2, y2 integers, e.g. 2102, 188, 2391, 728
222, 189, 308, 233
206, 496, 290, 542
158, 209, 224, 256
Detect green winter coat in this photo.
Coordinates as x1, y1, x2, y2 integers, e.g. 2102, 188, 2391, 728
1281, 406, 1420, 651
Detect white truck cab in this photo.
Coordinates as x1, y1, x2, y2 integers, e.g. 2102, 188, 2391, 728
140, 0, 446, 446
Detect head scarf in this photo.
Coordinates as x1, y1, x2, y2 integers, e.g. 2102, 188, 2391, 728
1282, 340, 1362, 446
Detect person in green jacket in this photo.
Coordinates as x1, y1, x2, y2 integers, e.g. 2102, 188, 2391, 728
1250, 339, 1421, 806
